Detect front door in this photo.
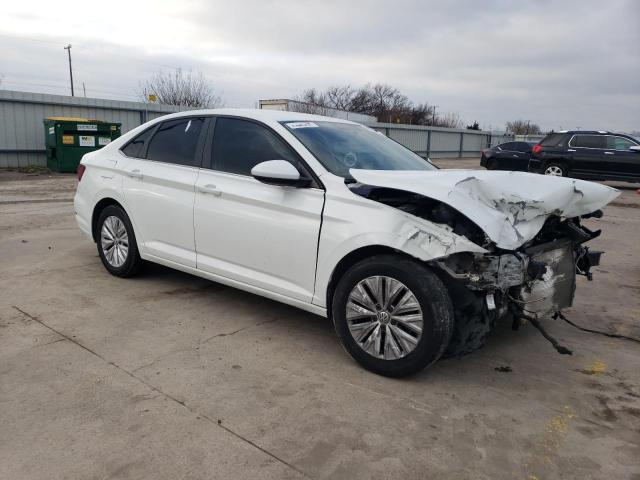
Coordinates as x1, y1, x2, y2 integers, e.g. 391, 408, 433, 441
605, 135, 640, 180
194, 117, 324, 302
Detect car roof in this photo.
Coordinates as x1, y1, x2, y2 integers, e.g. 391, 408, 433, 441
150, 108, 358, 125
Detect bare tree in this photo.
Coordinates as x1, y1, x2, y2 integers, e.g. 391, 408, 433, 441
138, 69, 223, 108
434, 112, 462, 129
295, 83, 465, 127
506, 119, 541, 135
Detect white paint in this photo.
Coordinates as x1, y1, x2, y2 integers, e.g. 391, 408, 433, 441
251, 160, 300, 181
75, 109, 617, 317
349, 169, 619, 250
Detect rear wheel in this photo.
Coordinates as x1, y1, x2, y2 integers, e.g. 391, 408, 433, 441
544, 162, 567, 176
97, 205, 142, 277
331, 255, 454, 377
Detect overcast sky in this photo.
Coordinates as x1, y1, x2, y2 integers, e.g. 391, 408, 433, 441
1, 0, 638, 132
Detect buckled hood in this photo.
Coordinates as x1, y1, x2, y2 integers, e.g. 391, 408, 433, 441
349, 169, 620, 250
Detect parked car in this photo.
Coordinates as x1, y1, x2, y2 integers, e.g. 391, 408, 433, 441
529, 131, 640, 182
74, 110, 618, 377
480, 141, 537, 171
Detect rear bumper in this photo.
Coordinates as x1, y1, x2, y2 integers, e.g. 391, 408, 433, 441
74, 192, 93, 240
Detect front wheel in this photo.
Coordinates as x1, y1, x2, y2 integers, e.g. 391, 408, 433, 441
331, 255, 454, 377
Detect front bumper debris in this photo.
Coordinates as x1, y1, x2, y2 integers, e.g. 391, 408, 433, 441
436, 238, 592, 320
517, 239, 576, 318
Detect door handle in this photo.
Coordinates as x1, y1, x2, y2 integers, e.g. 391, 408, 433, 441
567, 149, 576, 152
604, 151, 614, 155
127, 169, 143, 179
198, 184, 222, 196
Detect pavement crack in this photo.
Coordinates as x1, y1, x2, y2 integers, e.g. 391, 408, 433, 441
11, 305, 308, 479
201, 318, 278, 344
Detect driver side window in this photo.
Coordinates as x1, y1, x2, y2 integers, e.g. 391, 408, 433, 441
212, 118, 301, 176
607, 136, 637, 151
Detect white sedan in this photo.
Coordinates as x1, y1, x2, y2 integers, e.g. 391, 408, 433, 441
74, 109, 617, 376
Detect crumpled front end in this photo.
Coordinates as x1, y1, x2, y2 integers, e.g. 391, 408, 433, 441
346, 170, 615, 355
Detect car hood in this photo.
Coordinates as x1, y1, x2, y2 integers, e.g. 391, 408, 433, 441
349, 169, 619, 250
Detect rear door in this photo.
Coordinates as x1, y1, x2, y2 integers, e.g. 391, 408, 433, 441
568, 134, 606, 177
194, 116, 324, 302
605, 135, 640, 179
121, 117, 207, 267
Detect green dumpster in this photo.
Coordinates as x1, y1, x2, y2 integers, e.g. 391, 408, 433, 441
44, 117, 122, 173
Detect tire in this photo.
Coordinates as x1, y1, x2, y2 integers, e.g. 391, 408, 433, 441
96, 205, 143, 278
486, 159, 498, 170
543, 162, 567, 177
331, 254, 454, 377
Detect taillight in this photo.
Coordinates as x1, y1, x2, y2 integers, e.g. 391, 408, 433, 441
77, 164, 86, 181
532, 145, 542, 154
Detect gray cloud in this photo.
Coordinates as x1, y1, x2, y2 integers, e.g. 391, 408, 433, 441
0, 0, 638, 131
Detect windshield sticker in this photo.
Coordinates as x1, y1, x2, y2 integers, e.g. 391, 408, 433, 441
286, 122, 319, 129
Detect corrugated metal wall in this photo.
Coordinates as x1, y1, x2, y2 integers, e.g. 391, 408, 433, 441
369, 123, 491, 159
1, 90, 493, 168
0, 90, 187, 168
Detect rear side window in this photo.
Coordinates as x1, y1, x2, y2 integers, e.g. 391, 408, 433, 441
121, 127, 154, 158
515, 142, 533, 153
570, 135, 605, 149
146, 118, 205, 166
540, 133, 565, 147
607, 136, 637, 150
212, 117, 300, 176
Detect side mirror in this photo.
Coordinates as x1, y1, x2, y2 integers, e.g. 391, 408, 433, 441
630, 146, 640, 152
251, 160, 312, 187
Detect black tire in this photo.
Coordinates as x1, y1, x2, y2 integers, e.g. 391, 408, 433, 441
331, 254, 454, 377
96, 205, 143, 278
486, 159, 498, 170
543, 162, 568, 177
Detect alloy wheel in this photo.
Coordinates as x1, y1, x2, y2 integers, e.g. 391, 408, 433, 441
544, 165, 563, 176
100, 216, 129, 268
346, 276, 424, 360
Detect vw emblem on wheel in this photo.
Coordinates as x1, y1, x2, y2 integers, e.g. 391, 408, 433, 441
377, 310, 390, 324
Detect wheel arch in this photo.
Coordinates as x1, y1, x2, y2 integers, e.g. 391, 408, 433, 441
91, 198, 126, 242
325, 245, 421, 320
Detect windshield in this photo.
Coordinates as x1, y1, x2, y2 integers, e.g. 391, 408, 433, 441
282, 121, 436, 178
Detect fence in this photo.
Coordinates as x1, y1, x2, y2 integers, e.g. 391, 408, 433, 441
368, 123, 491, 159
1, 89, 494, 168
0, 90, 187, 168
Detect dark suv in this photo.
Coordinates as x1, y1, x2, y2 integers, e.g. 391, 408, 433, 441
528, 131, 640, 182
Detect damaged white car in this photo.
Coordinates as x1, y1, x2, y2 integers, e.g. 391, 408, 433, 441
74, 110, 619, 377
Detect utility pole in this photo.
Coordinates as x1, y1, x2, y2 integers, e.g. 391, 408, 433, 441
432, 105, 438, 126
63, 44, 74, 96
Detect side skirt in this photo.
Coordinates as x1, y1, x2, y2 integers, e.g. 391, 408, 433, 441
142, 253, 329, 318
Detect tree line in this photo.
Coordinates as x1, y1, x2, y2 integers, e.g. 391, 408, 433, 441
137, 70, 544, 134
294, 84, 464, 128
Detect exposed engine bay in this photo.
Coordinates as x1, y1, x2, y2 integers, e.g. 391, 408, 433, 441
349, 181, 610, 356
